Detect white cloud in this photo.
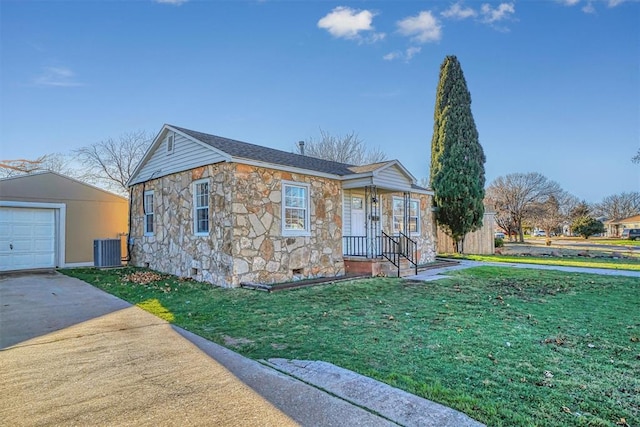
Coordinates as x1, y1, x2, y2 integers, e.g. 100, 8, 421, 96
441, 2, 477, 19
557, 0, 636, 11
480, 3, 516, 24
33, 67, 83, 87
317, 6, 384, 42
397, 11, 442, 43
606, 0, 631, 6
154, 0, 188, 5
405, 46, 422, 60
383, 46, 422, 62
383, 52, 400, 61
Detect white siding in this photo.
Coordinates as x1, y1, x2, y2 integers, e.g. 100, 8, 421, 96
342, 190, 352, 235
342, 177, 374, 189
130, 131, 226, 184
374, 165, 413, 192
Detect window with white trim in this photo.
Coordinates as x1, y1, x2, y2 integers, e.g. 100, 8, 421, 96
392, 196, 420, 235
193, 179, 209, 235
282, 181, 310, 235
408, 199, 419, 234
144, 190, 154, 235
166, 134, 174, 154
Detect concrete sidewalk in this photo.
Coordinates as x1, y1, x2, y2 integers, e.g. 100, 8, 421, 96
408, 259, 640, 281
0, 272, 483, 427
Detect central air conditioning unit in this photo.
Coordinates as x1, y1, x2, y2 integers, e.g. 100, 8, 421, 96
94, 239, 122, 267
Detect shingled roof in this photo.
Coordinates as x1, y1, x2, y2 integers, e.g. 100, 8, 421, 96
171, 125, 358, 176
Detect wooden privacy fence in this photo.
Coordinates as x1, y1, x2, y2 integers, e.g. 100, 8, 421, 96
436, 212, 495, 254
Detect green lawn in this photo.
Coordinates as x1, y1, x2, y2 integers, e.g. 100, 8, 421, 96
454, 254, 640, 271
61, 267, 640, 427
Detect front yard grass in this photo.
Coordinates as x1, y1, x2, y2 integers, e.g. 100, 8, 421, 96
61, 267, 639, 427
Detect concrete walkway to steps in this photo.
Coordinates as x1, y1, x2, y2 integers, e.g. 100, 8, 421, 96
408, 259, 640, 281
0, 272, 484, 427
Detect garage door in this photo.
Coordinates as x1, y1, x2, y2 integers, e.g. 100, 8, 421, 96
0, 207, 56, 271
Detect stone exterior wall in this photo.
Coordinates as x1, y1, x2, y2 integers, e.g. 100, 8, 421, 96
380, 192, 436, 264
131, 163, 344, 288
130, 164, 234, 286
230, 164, 344, 286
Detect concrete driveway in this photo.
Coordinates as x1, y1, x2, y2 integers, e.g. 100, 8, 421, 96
0, 272, 483, 427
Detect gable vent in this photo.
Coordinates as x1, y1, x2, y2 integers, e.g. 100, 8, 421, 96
166, 135, 175, 154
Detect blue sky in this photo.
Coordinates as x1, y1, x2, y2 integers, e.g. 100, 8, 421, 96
1, 0, 638, 203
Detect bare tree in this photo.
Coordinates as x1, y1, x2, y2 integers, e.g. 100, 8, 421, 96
485, 172, 563, 242
0, 157, 47, 177
296, 129, 386, 165
529, 194, 571, 239
74, 130, 152, 196
591, 191, 640, 221
0, 153, 91, 181
632, 148, 640, 164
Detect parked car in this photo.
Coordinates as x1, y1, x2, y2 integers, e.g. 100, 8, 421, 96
533, 230, 546, 237
621, 228, 640, 240
495, 232, 505, 239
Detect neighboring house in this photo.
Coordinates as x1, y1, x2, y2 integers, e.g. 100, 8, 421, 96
605, 214, 640, 237
127, 124, 436, 288
0, 172, 128, 271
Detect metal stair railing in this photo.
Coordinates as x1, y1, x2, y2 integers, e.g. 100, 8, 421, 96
381, 231, 400, 277
398, 232, 418, 275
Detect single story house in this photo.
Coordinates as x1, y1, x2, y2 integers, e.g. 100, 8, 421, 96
0, 172, 129, 271
605, 214, 640, 237
127, 124, 436, 288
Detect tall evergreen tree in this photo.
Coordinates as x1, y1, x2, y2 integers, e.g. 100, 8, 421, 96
429, 55, 486, 252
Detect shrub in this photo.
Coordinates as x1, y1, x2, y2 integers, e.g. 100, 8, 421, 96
495, 237, 504, 248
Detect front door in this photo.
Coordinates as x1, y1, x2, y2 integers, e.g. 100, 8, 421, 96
351, 197, 365, 236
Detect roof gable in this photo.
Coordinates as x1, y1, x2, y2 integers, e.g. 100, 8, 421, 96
171, 125, 356, 176
128, 125, 426, 193
0, 171, 127, 202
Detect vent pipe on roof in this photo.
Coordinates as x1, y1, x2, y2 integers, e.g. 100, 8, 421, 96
298, 140, 305, 156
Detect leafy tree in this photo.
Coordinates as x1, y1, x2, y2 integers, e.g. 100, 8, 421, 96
296, 129, 386, 165
485, 172, 562, 242
429, 55, 486, 253
572, 216, 605, 239
74, 130, 152, 196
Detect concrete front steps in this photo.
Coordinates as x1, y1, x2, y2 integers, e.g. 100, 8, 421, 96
345, 256, 460, 278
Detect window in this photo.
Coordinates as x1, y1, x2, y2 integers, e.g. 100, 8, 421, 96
392, 196, 420, 235
352, 197, 363, 210
408, 199, 419, 234
166, 134, 174, 154
144, 190, 154, 235
282, 182, 310, 235
193, 179, 209, 234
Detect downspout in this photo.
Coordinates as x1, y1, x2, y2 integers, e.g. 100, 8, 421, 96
125, 186, 134, 263
126, 170, 161, 264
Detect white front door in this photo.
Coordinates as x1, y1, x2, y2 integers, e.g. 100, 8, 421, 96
0, 207, 56, 271
351, 197, 366, 236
